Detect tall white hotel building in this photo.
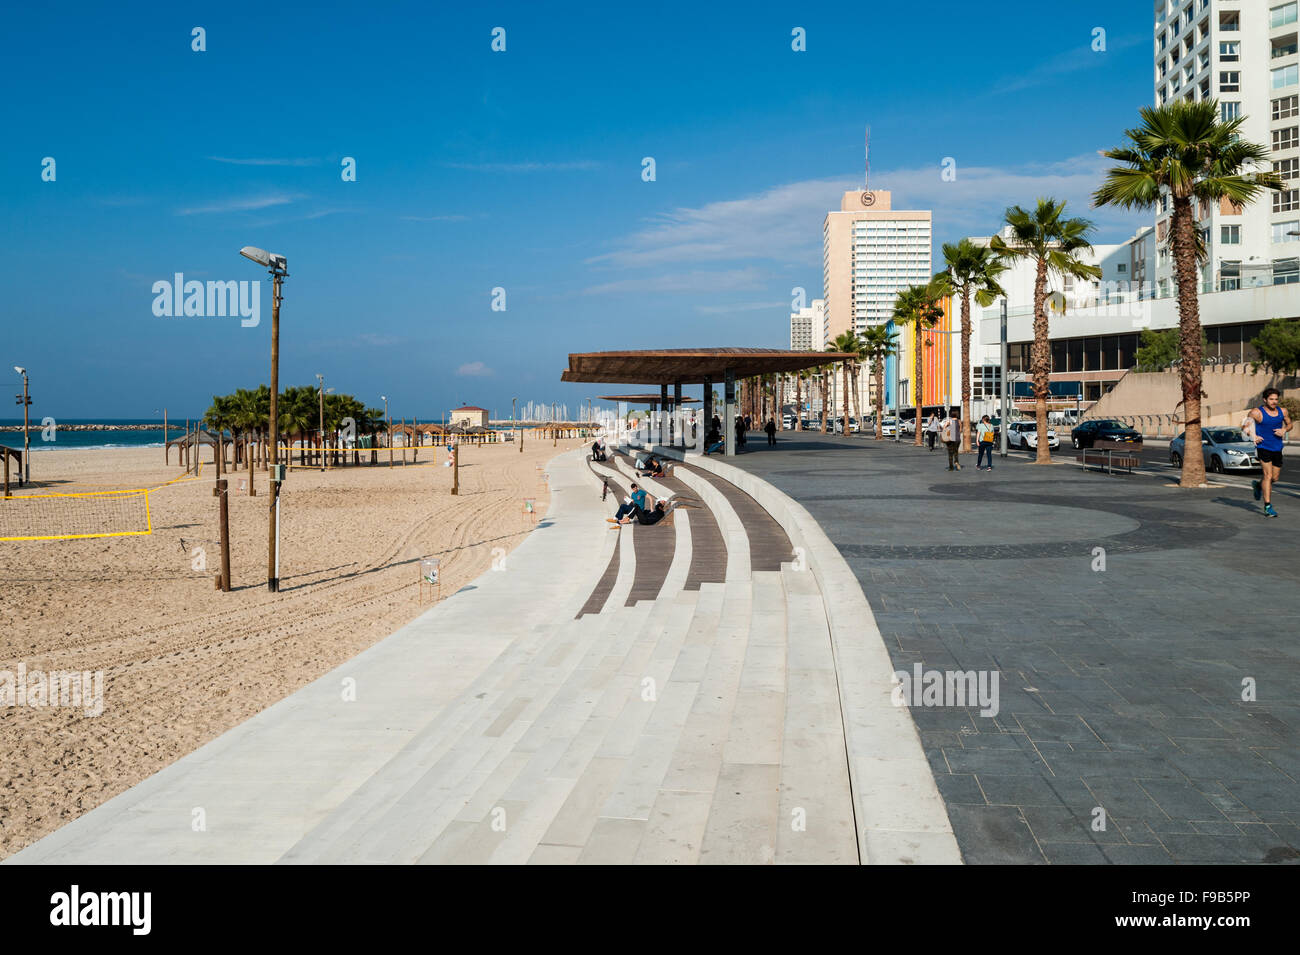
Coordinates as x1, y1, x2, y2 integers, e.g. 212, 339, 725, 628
1153, 0, 1298, 293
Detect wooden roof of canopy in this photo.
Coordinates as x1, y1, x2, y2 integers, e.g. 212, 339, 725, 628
596, 394, 701, 405
562, 348, 855, 385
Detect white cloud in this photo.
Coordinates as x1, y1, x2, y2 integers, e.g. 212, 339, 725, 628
208, 156, 321, 166
990, 34, 1147, 95
695, 300, 788, 315
456, 361, 492, 376
582, 268, 769, 296
177, 194, 304, 216
443, 160, 600, 173
588, 153, 1145, 284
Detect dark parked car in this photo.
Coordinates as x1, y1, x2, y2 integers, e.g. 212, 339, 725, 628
1070, 419, 1143, 449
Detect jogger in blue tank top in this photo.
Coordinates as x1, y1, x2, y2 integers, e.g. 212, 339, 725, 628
1248, 387, 1292, 517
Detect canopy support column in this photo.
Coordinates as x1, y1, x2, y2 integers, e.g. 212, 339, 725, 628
673, 380, 683, 448
724, 369, 736, 458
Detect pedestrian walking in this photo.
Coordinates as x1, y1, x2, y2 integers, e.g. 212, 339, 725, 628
1248, 387, 1292, 517
976, 415, 995, 470
925, 412, 940, 451
764, 417, 777, 447
942, 413, 962, 471
734, 414, 746, 452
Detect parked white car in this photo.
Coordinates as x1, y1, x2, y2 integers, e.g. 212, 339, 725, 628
1006, 421, 1059, 450
880, 417, 898, 436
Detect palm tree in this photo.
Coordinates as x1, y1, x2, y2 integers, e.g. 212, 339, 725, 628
933, 239, 1008, 453
830, 332, 861, 436
990, 200, 1101, 464
859, 324, 898, 439
1094, 100, 1282, 487
893, 282, 944, 445
229, 387, 262, 481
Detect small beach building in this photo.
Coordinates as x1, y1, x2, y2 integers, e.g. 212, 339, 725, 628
449, 405, 489, 429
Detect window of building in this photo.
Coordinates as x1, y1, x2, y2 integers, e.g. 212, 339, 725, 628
1277, 189, 1300, 212
1220, 40, 1240, 61
1275, 95, 1300, 120
1219, 260, 1241, 291
1221, 101, 1241, 121
1220, 11, 1240, 31
1275, 35, 1299, 59
1220, 71, 1240, 92
1274, 64, 1300, 90
1273, 2, 1299, 28
1276, 126, 1300, 150
1277, 157, 1300, 181
1159, 277, 1171, 297
1273, 219, 1300, 243
1221, 224, 1241, 244
1117, 262, 1127, 273
1276, 258, 1300, 284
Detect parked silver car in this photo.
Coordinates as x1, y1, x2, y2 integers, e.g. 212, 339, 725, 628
1170, 427, 1260, 473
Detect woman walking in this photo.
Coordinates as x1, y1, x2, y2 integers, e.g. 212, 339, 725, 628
976, 415, 996, 471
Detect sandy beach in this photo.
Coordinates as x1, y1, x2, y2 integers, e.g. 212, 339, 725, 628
0, 437, 587, 858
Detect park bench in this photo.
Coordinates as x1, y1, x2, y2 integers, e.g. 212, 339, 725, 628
1077, 438, 1142, 475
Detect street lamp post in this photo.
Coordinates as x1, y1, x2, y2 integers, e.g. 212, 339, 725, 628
13, 367, 30, 485
240, 246, 288, 592
999, 297, 1010, 459
317, 374, 326, 472
381, 395, 391, 467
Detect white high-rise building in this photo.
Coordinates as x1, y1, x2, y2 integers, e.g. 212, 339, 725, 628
822, 190, 932, 341
1152, 0, 1299, 294
790, 299, 826, 351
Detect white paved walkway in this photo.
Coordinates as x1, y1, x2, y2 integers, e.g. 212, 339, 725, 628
7, 446, 957, 865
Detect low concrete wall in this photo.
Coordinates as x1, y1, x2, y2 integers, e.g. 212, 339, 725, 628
640, 438, 962, 865
1085, 366, 1300, 436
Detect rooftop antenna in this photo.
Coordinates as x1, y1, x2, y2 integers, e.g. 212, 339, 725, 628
864, 125, 870, 190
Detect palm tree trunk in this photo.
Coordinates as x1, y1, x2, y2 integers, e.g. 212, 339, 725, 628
842, 361, 850, 436
914, 326, 924, 446
820, 373, 828, 433
874, 358, 884, 439
1032, 258, 1052, 464
1172, 195, 1207, 487
960, 289, 972, 454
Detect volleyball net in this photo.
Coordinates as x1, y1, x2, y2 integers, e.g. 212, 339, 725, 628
0, 488, 153, 542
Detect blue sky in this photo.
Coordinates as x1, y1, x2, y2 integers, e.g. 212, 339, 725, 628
1, 0, 1152, 419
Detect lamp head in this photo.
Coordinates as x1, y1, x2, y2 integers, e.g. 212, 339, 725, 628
14, 366, 25, 375
240, 246, 287, 272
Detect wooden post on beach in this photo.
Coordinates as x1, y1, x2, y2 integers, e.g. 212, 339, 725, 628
214, 477, 231, 592
4, 451, 9, 499
163, 408, 168, 462
451, 439, 459, 495
413, 416, 418, 464
401, 418, 407, 466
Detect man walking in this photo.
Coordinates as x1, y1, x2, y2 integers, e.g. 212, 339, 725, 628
1248, 387, 1292, 517
942, 413, 962, 471
734, 414, 746, 452
764, 417, 777, 447
925, 412, 940, 451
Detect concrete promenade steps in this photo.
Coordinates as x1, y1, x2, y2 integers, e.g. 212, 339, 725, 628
8, 443, 953, 865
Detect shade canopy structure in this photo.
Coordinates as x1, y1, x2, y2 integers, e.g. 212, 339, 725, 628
597, 394, 700, 406
562, 348, 854, 385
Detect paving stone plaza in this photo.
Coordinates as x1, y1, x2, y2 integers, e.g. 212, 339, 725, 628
733, 432, 1300, 864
